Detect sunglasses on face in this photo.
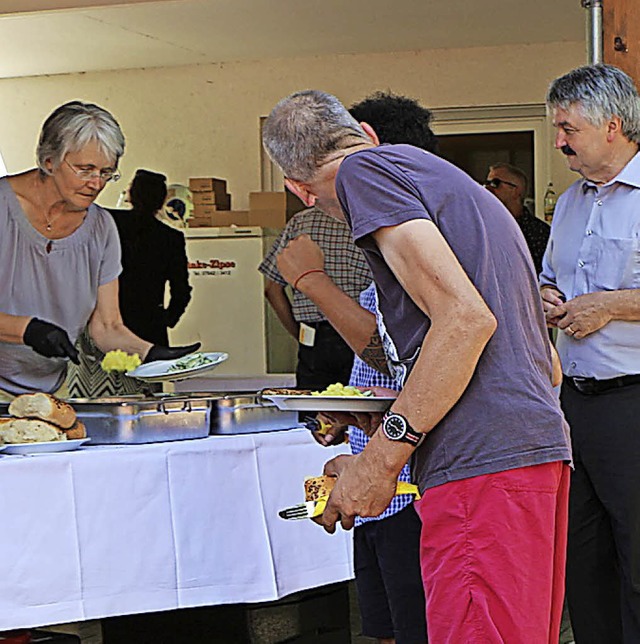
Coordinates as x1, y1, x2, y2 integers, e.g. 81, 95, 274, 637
484, 177, 518, 189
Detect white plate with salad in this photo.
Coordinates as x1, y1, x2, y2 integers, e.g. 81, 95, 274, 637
126, 352, 229, 382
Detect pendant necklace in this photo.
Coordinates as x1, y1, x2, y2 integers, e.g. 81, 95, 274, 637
43, 211, 61, 254
43, 210, 62, 232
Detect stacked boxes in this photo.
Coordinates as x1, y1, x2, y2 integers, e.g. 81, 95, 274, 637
188, 177, 236, 226
248, 191, 306, 228
185, 182, 307, 229
188, 208, 251, 228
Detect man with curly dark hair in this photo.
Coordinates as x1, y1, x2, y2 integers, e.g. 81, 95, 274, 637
349, 91, 439, 155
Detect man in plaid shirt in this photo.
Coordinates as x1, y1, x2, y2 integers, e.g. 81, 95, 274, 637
259, 205, 371, 391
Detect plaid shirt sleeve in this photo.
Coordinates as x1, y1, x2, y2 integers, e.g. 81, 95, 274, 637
348, 284, 415, 525
259, 207, 372, 323
258, 227, 288, 285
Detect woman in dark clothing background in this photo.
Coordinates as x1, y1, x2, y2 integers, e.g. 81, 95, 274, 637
67, 169, 192, 397
110, 169, 192, 346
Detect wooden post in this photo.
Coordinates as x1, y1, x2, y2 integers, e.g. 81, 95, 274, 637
603, 0, 640, 86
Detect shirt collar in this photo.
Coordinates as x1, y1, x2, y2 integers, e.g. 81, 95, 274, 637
582, 150, 640, 193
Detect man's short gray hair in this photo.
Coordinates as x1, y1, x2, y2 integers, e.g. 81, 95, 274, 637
547, 64, 640, 143
37, 100, 125, 174
262, 90, 369, 182
489, 162, 529, 194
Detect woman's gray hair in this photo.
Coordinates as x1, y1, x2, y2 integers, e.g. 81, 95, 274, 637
547, 64, 640, 143
262, 90, 369, 182
37, 100, 126, 174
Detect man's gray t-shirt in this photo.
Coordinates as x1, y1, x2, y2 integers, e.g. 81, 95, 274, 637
336, 145, 571, 493
0, 177, 121, 394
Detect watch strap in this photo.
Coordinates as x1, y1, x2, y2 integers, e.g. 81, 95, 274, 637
382, 411, 425, 447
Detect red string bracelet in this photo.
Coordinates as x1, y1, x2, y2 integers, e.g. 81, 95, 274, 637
293, 268, 326, 290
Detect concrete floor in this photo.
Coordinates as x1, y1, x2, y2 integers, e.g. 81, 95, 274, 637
47, 581, 575, 643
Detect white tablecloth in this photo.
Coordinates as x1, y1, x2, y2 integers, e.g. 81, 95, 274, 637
0, 429, 353, 630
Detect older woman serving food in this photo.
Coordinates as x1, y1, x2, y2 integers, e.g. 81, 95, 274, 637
0, 100, 198, 399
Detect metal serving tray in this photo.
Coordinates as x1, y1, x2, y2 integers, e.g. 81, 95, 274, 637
67, 395, 212, 445
209, 393, 301, 435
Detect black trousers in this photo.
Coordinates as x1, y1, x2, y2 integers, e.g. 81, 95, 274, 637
355, 504, 427, 643
295, 321, 355, 391
561, 380, 640, 644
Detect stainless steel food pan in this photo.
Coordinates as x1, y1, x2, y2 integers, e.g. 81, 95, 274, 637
67, 396, 212, 444
210, 393, 300, 435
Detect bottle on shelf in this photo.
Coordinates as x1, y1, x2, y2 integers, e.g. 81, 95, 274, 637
543, 182, 557, 223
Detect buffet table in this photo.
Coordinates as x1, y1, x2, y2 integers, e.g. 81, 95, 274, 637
0, 428, 353, 630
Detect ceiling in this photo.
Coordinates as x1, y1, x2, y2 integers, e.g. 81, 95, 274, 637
0, 0, 587, 80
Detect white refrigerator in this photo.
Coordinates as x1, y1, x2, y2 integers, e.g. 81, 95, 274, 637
168, 226, 269, 377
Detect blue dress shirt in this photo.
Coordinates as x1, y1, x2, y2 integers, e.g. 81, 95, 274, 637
540, 152, 640, 379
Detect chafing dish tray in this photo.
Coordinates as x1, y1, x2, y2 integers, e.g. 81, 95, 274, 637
209, 393, 301, 435
66, 395, 213, 444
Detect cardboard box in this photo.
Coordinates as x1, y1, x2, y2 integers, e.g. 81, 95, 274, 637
189, 177, 227, 194
193, 198, 232, 217
192, 191, 232, 209
212, 210, 250, 226
188, 211, 250, 228
249, 191, 304, 216
217, 193, 231, 210
192, 191, 217, 206
247, 210, 287, 228
188, 215, 215, 228
193, 205, 217, 218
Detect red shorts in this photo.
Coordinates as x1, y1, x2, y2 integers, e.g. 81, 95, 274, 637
414, 461, 570, 644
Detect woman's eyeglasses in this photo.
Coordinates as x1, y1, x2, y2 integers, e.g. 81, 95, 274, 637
484, 177, 518, 189
64, 159, 121, 183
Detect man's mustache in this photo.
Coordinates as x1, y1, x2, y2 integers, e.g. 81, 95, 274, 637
561, 144, 576, 156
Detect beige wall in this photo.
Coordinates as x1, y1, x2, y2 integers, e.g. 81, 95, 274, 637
0, 40, 586, 209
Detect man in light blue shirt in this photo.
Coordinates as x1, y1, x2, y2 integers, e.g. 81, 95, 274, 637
541, 63, 640, 643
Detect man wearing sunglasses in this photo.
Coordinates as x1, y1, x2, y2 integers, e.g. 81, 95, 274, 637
484, 163, 550, 275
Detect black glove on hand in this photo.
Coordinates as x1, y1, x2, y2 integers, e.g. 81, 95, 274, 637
23, 318, 80, 365
144, 342, 201, 364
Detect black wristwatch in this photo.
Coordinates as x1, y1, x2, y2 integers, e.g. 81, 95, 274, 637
381, 411, 425, 447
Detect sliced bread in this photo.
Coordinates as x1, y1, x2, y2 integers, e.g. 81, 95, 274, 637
0, 418, 66, 443
9, 393, 76, 429
64, 419, 87, 440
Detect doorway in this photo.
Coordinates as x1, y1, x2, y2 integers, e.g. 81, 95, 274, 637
431, 103, 549, 219
438, 131, 535, 207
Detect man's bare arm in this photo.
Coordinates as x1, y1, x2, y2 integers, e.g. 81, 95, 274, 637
264, 279, 299, 339
276, 234, 389, 373
359, 328, 391, 376
294, 271, 389, 374
321, 219, 497, 532
372, 218, 497, 433
0, 311, 30, 344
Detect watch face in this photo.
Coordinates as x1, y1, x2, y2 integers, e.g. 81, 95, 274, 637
384, 414, 407, 440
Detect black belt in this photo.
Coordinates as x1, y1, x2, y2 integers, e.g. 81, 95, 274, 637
301, 321, 335, 331
565, 374, 640, 395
